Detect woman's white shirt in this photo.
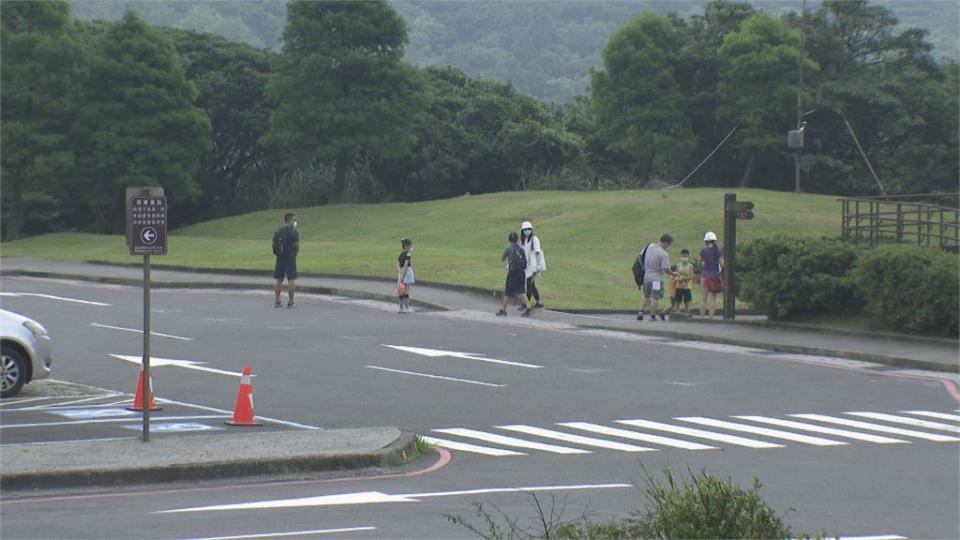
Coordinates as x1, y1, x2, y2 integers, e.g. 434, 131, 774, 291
523, 235, 546, 278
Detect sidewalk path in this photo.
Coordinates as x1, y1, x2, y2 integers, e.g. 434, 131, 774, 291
3, 257, 957, 373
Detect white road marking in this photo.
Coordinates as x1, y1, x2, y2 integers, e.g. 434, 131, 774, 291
1, 436, 140, 447
432, 428, 590, 454
900, 410, 960, 422
91, 323, 193, 341
844, 412, 960, 433
366, 366, 505, 388
678, 417, 847, 446
51, 407, 136, 419
111, 354, 243, 377
497, 425, 655, 452
11, 394, 126, 411
665, 341, 768, 355
824, 536, 907, 540
158, 484, 632, 513
183, 527, 378, 540
154, 397, 321, 431
616, 419, 783, 448
420, 436, 526, 456
383, 345, 543, 369
0, 292, 110, 306
0, 396, 61, 406
558, 422, 716, 450
791, 414, 960, 442
733, 416, 908, 444
0, 415, 229, 429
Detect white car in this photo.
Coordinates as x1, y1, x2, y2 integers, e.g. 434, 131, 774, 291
1, 309, 53, 397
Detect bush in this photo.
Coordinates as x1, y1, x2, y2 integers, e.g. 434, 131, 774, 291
633, 468, 793, 539
851, 245, 960, 336
739, 236, 860, 319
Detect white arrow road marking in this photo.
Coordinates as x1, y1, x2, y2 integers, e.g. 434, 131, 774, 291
156, 484, 633, 514
111, 354, 243, 377
366, 366, 505, 388
184, 527, 378, 540
92, 323, 192, 341
383, 345, 543, 369
0, 292, 110, 306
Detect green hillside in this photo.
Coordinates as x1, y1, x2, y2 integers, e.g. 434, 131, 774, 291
1, 189, 840, 308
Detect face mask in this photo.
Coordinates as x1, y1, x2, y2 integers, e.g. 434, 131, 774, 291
292, 220, 298, 228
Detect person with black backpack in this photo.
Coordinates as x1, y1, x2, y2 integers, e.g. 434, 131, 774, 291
497, 232, 533, 317
272, 213, 300, 308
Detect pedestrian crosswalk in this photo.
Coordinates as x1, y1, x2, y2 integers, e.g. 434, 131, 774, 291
425, 409, 960, 458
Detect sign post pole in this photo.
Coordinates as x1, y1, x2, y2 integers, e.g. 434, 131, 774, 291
142, 254, 151, 442
723, 193, 736, 321
126, 187, 167, 443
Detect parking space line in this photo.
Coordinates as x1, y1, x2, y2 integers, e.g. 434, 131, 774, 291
0, 292, 110, 306
12, 394, 125, 411
91, 323, 193, 341
0, 415, 229, 429
184, 527, 378, 540
156, 397, 321, 430
2, 436, 140, 447
0, 396, 61, 407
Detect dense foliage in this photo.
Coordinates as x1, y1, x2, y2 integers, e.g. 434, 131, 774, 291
852, 246, 960, 336
2, 0, 957, 240
739, 235, 860, 319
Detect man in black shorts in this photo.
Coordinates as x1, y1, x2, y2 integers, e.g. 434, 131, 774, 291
272, 213, 300, 308
497, 232, 533, 317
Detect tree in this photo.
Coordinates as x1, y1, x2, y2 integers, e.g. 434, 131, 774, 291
0, 1, 82, 240
590, 13, 696, 185
717, 12, 817, 188
266, 0, 426, 203
161, 28, 275, 220
69, 13, 210, 233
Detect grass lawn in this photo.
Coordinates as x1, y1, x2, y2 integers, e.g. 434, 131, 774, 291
1, 188, 841, 309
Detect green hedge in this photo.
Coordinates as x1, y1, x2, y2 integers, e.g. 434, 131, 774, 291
851, 245, 960, 336
739, 236, 860, 319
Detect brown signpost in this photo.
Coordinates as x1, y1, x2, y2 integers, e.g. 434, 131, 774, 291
126, 187, 166, 442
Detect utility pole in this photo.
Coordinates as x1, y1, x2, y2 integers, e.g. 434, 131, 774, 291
794, 0, 807, 193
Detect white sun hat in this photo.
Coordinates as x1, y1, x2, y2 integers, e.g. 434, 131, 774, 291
704, 231, 718, 241
521, 221, 534, 230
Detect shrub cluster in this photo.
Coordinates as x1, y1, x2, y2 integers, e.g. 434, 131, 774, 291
738, 236, 859, 320
851, 245, 959, 336
739, 236, 959, 336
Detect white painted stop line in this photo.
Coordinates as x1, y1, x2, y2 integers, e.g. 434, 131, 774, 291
156, 484, 633, 513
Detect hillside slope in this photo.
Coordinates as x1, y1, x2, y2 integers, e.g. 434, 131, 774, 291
2, 189, 840, 308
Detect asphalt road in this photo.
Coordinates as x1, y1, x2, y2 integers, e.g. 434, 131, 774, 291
1, 275, 958, 539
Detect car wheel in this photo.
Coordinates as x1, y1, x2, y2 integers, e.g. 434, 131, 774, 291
1, 345, 28, 398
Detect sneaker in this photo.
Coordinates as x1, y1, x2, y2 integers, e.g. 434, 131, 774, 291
287, 301, 295, 309
659, 311, 666, 321
517, 305, 527, 312
496, 309, 508, 317
637, 314, 643, 321
274, 301, 282, 308
521, 308, 533, 317
534, 302, 544, 309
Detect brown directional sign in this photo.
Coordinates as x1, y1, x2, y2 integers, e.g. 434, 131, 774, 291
129, 196, 167, 255
731, 200, 755, 220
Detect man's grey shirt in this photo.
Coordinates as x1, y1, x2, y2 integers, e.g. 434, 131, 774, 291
643, 243, 670, 282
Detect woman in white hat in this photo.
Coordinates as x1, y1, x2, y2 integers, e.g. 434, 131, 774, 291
699, 231, 725, 319
520, 221, 546, 309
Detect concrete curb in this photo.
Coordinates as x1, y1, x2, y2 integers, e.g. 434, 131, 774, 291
0, 432, 418, 491
0, 269, 448, 312
87, 259, 502, 300
575, 323, 959, 374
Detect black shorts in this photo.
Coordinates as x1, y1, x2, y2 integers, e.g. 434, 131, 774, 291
674, 288, 692, 303
274, 257, 297, 281
504, 270, 526, 297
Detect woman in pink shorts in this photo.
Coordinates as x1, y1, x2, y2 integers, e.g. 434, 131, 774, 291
699, 231, 725, 319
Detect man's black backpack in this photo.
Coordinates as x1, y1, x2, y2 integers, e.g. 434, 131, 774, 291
272, 226, 291, 257
508, 244, 527, 272
632, 243, 650, 288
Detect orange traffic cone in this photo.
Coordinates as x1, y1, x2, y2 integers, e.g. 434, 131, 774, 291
226, 364, 261, 426
127, 369, 161, 411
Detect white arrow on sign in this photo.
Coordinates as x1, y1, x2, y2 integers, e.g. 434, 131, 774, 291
110, 354, 244, 377
156, 484, 633, 513
141, 227, 158, 244
382, 345, 542, 369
